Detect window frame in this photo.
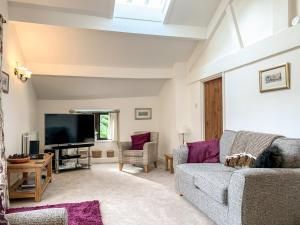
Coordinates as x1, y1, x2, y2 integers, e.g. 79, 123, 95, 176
95, 113, 110, 141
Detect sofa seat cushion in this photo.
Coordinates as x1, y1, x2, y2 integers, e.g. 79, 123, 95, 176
194, 171, 233, 205
177, 163, 236, 174
123, 150, 143, 157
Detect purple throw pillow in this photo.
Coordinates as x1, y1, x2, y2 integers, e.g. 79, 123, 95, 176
187, 140, 220, 163
131, 132, 151, 150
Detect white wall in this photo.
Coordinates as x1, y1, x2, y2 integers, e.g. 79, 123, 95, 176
185, 0, 300, 140
158, 63, 191, 157
1, 0, 38, 156
158, 80, 177, 158
225, 48, 300, 137
37, 96, 159, 149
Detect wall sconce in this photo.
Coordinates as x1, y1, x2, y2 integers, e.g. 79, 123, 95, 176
14, 63, 32, 82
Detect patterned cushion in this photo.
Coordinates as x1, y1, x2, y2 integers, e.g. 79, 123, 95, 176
194, 171, 232, 205
176, 163, 236, 187
6, 208, 68, 225
123, 150, 143, 157
220, 130, 237, 164
272, 138, 300, 168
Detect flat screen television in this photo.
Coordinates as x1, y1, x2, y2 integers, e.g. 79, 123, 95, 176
45, 114, 95, 145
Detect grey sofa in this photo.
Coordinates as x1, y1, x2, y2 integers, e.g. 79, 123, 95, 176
6, 208, 68, 225
119, 132, 159, 173
174, 130, 300, 225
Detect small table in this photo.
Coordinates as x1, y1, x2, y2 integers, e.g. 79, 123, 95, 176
7, 153, 53, 202
164, 153, 174, 174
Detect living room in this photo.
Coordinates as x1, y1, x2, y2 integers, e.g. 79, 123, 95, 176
0, 0, 299, 225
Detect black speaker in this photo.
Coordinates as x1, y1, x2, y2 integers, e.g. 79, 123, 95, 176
29, 140, 40, 155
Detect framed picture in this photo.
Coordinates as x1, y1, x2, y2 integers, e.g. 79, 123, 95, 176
135, 108, 152, 120
1, 71, 9, 94
259, 63, 290, 93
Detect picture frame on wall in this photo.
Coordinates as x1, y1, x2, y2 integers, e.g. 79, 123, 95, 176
135, 108, 152, 120
1, 71, 9, 94
259, 63, 290, 93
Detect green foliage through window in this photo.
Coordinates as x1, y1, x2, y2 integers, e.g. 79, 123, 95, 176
99, 114, 110, 139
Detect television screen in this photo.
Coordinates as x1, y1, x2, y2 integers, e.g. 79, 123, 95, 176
45, 114, 95, 145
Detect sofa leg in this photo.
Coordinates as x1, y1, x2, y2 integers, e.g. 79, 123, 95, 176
119, 163, 123, 171
144, 165, 149, 173
154, 161, 157, 168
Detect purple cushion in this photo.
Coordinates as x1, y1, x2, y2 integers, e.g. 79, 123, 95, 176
131, 133, 151, 150
187, 140, 220, 163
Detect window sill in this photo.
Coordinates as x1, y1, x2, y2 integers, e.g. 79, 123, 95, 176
95, 139, 114, 143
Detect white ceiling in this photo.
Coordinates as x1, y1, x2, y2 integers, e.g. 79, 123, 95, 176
9, 0, 221, 26
14, 22, 199, 68
8, 0, 222, 99
8, 0, 114, 17
166, 0, 221, 26
32, 75, 167, 100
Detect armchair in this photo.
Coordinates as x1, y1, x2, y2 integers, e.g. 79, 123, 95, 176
118, 132, 159, 173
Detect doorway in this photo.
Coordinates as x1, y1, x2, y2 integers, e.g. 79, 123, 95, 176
204, 77, 223, 140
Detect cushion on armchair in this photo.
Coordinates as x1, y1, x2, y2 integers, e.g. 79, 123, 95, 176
187, 140, 220, 163
131, 132, 150, 150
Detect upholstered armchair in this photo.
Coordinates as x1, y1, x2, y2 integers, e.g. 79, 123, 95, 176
118, 132, 159, 173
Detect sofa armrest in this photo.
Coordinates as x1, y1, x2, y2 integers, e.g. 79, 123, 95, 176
228, 168, 300, 225
143, 142, 158, 163
173, 146, 188, 170
6, 208, 68, 225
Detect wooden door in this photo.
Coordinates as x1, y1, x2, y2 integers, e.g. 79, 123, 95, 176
204, 77, 223, 140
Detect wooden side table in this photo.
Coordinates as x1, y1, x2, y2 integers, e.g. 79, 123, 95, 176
164, 153, 174, 174
7, 153, 53, 202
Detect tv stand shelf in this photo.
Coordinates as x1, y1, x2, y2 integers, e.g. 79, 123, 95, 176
47, 143, 94, 174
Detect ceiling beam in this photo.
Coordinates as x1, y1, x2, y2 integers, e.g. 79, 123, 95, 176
26, 62, 174, 79
8, 2, 207, 40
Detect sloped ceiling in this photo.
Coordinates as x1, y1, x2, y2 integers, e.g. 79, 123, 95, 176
9, 0, 221, 26
32, 75, 167, 100
7, 0, 222, 99
13, 22, 199, 68
8, 0, 114, 17
166, 0, 221, 26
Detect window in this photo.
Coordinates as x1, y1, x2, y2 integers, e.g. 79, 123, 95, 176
95, 113, 110, 140
114, 0, 171, 22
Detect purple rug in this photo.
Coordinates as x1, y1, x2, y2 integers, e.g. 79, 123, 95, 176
7, 200, 103, 225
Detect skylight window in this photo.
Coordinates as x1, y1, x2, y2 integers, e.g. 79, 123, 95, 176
114, 0, 171, 22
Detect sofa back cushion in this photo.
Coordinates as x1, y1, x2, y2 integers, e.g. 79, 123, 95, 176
187, 140, 220, 163
272, 138, 300, 168
220, 130, 237, 164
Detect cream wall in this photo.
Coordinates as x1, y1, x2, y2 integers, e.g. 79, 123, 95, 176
1, 0, 38, 156
225, 48, 300, 137
158, 80, 177, 158
185, 0, 300, 141
158, 63, 191, 157
37, 96, 159, 149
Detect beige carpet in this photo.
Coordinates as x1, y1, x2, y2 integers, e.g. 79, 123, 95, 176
10, 163, 215, 225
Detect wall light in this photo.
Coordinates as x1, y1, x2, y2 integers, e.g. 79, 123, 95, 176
14, 63, 32, 82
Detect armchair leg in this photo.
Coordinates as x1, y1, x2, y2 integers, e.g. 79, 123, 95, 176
154, 161, 157, 168
144, 165, 149, 173
119, 163, 124, 171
